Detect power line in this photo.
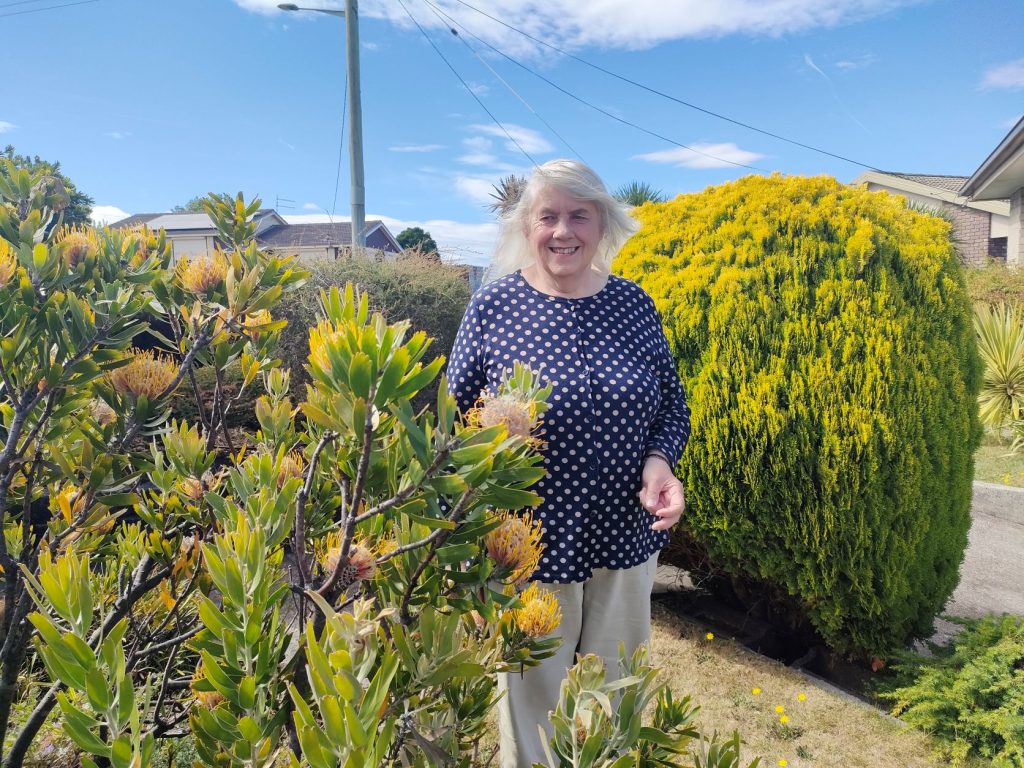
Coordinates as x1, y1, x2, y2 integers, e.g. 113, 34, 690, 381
0, 0, 100, 18
394, 0, 538, 167
332, 70, 348, 217
0, 0, 54, 9
421, 0, 764, 172
417, 0, 584, 163
449, 0, 879, 172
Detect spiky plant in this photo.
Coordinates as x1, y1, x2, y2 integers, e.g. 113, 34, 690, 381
974, 302, 1024, 429
489, 173, 527, 217
613, 180, 666, 206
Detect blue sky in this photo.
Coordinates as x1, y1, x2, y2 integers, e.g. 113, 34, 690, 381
2, 0, 1022, 264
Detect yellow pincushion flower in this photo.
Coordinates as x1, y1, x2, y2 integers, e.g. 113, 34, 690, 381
470, 392, 539, 440
779, 715, 790, 724
775, 705, 785, 714
191, 663, 225, 710
752, 687, 762, 696
797, 692, 806, 702
0, 239, 19, 286
110, 349, 179, 400
243, 309, 273, 333
176, 250, 228, 294
276, 452, 305, 489
56, 226, 99, 267
485, 509, 544, 585
705, 632, 714, 641
513, 583, 561, 639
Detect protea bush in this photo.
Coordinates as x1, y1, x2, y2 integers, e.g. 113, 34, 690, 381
617, 174, 982, 658
0, 161, 755, 767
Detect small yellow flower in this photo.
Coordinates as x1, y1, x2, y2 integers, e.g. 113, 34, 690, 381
775, 705, 785, 714
752, 687, 762, 696
705, 632, 714, 641
176, 477, 205, 501
513, 583, 561, 639
110, 349, 179, 400
0, 239, 19, 286
176, 250, 228, 294
243, 309, 273, 333
54, 484, 86, 524
779, 715, 790, 724
485, 509, 544, 585
797, 692, 807, 702
778, 760, 788, 767
121, 226, 154, 267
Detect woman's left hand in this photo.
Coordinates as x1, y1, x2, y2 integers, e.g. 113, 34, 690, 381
640, 456, 686, 531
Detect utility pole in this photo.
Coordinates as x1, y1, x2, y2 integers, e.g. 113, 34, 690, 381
278, 2, 366, 250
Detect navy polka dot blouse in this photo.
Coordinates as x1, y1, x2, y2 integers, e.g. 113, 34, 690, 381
447, 270, 691, 583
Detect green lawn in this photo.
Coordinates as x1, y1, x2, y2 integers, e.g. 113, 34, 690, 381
974, 432, 1024, 487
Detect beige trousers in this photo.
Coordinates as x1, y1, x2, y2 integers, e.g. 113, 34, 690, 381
496, 553, 659, 768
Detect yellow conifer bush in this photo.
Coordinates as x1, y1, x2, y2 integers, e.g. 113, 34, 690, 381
616, 174, 982, 657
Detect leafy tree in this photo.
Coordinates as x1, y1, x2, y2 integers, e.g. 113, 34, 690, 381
172, 195, 212, 213
1, 144, 93, 227
396, 226, 438, 256
614, 180, 666, 206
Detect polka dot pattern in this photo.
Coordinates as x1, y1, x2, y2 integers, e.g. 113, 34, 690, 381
448, 271, 691, 583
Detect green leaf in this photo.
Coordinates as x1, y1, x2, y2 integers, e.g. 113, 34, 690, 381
348, 352, 373, 399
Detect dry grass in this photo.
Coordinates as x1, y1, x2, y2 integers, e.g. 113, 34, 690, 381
974, 431, 1024, 487
649, 604, 991, 768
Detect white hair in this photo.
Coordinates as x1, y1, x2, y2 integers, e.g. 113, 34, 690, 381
484, 160, 640, 284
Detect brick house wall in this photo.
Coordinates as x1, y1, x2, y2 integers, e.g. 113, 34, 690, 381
944, 203, 994, 264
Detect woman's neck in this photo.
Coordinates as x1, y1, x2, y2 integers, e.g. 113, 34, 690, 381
521, 265, 608, 299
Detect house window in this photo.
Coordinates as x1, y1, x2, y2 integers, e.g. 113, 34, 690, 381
989, 237, 1008, 261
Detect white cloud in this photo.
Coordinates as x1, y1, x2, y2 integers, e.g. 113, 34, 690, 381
0, 121, 14, 133
470, 124, 552, 155
283, 212, 497, 266
302, 202, 320, 210
389, 144, 445, 153
468, 82, 490, 96
362, 41, 381, 51
454, 175, 497, 205
835, 53, 876, 70
633, 143, 765, 169
238, 0, 917, 54
981, 59, 1024, 90
91, 205, 130, 226
104, 131, 130, 140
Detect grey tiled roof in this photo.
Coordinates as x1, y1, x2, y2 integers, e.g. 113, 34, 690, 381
109, 214, 161, 228
888, 173, 970, 193
258, 221, 383, 247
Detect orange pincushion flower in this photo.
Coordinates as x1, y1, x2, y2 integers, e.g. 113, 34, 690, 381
320, 533, 377, 589
191, 664, 225, 710
177, 251, 228, 294
110, 349, 179, 400
513, 583, 561, 639
485, 509, 544, 585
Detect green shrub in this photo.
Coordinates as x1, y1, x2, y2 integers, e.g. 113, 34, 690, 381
965, 259, 1024, 307
974, 303, 1024, 430
881, 615, 1024, 767
276, 253, 471, 410
616, 174, 982, 657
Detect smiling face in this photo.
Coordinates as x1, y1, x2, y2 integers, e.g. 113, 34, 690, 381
525, 185, 603, 286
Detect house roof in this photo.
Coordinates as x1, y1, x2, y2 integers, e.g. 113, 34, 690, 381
962, 116, 1024, 201
259, 221, 390, 248
109, 209, 285, 233
851, 170, 1010, 217
887, 173, 970, 193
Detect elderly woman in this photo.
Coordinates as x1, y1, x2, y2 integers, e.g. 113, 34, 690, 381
447, 159, 690, 767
